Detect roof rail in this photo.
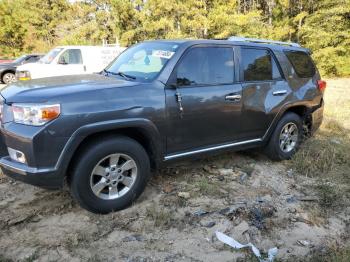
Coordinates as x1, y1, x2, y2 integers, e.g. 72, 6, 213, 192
228, 36, 301, 47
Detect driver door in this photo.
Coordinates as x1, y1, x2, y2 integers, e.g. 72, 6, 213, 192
165, 45, 243, 154
55, 49, 85, 76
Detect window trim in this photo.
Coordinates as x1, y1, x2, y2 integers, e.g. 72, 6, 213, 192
167, 44, 237, 88
283, 49, 316, 78
240, 46, 285, 83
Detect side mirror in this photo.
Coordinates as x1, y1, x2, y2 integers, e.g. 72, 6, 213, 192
166, 82, 178, 89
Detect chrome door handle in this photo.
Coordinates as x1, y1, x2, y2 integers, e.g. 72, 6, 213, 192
225, 94, 241, 101
273, 90, 287, 96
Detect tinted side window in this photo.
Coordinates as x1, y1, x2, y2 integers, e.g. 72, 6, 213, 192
59, 49, 83, 64
242, 48, 281, 81
284, 50, 315, 78
177, 47, 234, 86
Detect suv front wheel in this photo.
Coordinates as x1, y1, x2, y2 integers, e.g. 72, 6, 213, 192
70, 136, 151, 214
265, 112, 302, 160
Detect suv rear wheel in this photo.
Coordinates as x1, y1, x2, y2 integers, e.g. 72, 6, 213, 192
70, 136, 151, 214
265, 112, 302, 160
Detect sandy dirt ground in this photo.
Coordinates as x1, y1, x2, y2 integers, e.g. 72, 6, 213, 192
0, 80, 349, 261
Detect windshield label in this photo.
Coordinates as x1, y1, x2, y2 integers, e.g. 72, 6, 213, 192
152, 50, 175, 59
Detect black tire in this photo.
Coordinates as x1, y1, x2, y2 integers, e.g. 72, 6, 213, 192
70, 136, 151, 214
264, 112, 302, 161
2, 72, 16, 84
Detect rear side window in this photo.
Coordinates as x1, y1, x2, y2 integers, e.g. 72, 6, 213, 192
241, 48, 282, 81
176, 47, 234, 86
284, 50, 315, 78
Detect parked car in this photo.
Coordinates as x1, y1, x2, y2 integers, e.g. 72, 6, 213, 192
0, 59, 14, 64
0, 38, 325, 214
16, 45, 125, 81
0, 54, 43, 84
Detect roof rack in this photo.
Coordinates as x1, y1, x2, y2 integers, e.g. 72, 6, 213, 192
228, 36, 301, 47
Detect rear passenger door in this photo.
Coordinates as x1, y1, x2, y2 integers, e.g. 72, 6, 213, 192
165, 45, 242, 154
239, 47, 290, 139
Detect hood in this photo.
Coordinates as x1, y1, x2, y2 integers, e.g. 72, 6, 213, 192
0, 62, 17, 68
16, 62, 42, 71
0, 74, 139, 103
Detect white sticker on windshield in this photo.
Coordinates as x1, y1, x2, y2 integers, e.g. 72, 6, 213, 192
152, 50, 175, 59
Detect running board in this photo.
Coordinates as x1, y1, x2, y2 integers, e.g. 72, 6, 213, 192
164, 138, 262, 161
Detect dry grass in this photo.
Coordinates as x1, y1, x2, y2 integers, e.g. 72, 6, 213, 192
291, 79, 350, 176
290, 79, 350, 211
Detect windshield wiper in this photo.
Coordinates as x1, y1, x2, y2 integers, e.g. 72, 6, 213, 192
103, 69, 136, 80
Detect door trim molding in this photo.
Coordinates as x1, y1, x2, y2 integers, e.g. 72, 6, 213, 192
164, 138, 262, 161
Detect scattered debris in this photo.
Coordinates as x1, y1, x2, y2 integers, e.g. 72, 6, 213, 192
203, 221, 216, 228
249, 204, 275, 230
193, 209, 209, 217
122, 234, 145, 242
286, 195, 297, 203
177, 192, 190, 199
217, 175, 225, 181
287, 169, 294, 177
239, 173, 249, 184
218, 168, 235, 176
7, 213, 35, 226
203, 165, 217, 174
297, 196, 318, 202
297, 240, 312, 247
216, 231, 278, 262
162, 183, 175, 193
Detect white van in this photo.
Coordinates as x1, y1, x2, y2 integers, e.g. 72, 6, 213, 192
16, 45, 125, 81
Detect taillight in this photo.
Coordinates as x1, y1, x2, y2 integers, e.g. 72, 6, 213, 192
317, 80, 327, 92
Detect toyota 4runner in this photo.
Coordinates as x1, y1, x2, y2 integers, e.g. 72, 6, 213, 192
0, 38, 325, 213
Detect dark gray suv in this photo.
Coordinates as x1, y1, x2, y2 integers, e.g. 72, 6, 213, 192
0, 38, 325, 213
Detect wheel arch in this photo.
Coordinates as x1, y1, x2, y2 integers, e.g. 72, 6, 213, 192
263, 103, 313, 141
55, 119, 163, 182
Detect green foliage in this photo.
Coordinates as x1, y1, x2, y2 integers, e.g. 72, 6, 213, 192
0, 0, 349, 77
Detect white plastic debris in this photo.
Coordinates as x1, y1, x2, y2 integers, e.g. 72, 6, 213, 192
216, 231, 278, 262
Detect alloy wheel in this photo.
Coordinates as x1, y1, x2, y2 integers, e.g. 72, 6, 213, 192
90, 153, 137, 200
279, 122, 299, 153
3, 73, 16, 84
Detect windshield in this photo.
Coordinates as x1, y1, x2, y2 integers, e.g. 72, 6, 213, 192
105, 42, 179, 82
39, 48, 63, 64
14, 55, 27, 64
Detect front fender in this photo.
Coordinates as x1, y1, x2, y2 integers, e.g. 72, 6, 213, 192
54, 118, 162, 178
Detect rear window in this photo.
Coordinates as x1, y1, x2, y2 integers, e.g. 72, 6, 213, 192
284, 50, 315, 78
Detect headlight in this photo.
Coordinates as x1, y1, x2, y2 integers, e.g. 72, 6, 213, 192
16, 70, 31, 81
12, 103, 60, 126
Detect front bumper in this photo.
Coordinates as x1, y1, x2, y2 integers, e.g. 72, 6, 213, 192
0, 156, 62, 189
0, 119, 69, 189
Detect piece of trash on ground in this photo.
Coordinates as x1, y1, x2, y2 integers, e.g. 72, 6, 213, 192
193, 209, 209, 217
216, 231, 278, 262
